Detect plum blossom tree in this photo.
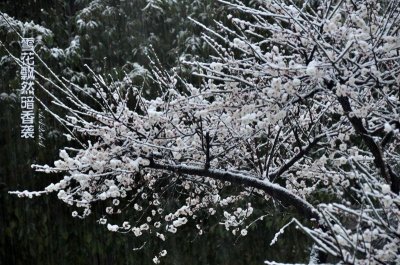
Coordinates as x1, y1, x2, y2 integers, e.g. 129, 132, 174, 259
11, 0, 400, 264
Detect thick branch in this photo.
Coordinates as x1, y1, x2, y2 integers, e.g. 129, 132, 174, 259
337, 95, 400, 193
148, 160, 319, 220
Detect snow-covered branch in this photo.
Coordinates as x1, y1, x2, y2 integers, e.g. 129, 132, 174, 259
7, 0, 400, 263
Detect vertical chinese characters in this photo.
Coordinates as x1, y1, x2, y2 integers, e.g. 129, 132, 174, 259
20, 38, 35, 139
